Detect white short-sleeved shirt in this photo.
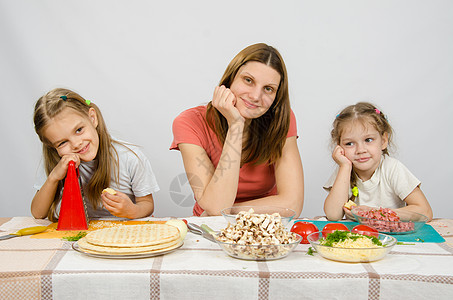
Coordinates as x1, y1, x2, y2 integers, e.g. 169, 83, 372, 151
323, 156, 420, 209
34, 142, 160, 218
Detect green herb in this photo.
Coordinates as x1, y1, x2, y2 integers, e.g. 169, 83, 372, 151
320, 230, 382, 247
397, 242, 415, 245
415, 238, 425, 242
306, 247, 316, 256
62, 231, 87, 241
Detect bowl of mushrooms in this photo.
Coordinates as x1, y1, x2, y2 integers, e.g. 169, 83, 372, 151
221, 206, 296, 227
215, 208, 302, 260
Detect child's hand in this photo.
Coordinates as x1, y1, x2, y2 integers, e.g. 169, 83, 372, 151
343, 206, 355, 220
101, 190, 137, 218
212, 85, 244, 126
343, 204, 372, 220
332, 145, 352, 167
49, 154, 81, 182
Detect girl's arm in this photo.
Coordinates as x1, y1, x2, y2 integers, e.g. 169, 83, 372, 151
396, 186, 433, 221
101, 192, 154, 219
323, 146, 353, 221
232, 136, 304, 216
31, 155, 80, 219
31, 176, 59, 219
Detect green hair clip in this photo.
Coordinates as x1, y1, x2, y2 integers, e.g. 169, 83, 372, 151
351, 186, 359, 197
60, 96, 67, 101
85, 100, 91, 105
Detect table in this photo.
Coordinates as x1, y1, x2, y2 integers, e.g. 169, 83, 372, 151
1, 216, 453, 300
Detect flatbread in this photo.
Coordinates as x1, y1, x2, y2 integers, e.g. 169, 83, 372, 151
77, 240, 183, 256
85, 224, 180, 247
77, 236, 181, 254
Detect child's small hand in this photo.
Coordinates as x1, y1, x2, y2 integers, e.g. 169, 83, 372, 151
343, 206, 355, 220
49, 154, 81, 182
332, 145, 352, 167
101, 190, 137, 218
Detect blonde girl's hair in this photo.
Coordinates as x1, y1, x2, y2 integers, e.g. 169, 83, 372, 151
33, 88, 119, 221
206, 43, 291, 165
331, 102, 393, 201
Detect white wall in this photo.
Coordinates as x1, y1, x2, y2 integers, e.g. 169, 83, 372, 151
1, 0, 452, 218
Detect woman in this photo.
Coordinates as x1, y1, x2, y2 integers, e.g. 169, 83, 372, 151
170, 43, 304, 216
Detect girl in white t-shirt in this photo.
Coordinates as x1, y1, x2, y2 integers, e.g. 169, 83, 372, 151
323, 102, 432, 221
32, 88, 159, 221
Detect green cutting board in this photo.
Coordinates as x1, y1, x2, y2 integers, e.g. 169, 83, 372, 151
294, 220, 445, 243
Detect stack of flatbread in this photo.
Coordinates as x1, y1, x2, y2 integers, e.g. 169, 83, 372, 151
77, 224, 182, 255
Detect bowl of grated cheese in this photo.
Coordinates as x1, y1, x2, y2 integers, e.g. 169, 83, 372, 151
307, 230, 397, 263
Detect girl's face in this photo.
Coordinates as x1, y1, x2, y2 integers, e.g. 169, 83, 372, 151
43, 108, 100, 162
230, 61, 281, 120
339, 120, 388, 181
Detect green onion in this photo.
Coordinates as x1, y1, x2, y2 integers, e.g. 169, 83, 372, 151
62, 231, 87, 241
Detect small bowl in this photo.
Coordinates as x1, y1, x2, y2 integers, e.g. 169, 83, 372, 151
221, 206, 296, 226
214, 232, 302, 261
307, 231, 397, 263
351, 207, 428, 234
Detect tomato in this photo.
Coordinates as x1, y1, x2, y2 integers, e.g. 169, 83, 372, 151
352, 224, 379, 237
182, 219, 188, 225
322, 223, 349, 237
290, 222, 319, 244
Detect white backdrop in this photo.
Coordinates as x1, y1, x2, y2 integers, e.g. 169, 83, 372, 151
1, 0, 452, 218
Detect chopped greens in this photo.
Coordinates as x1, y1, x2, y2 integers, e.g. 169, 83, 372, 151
397, 242, 415, 245
62, 231, 87, 241
306, 247, 316, 256
320, 230, 382, 247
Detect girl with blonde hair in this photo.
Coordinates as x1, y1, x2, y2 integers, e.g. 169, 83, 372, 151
32, 88, 159, 221
323, 102, 432, 221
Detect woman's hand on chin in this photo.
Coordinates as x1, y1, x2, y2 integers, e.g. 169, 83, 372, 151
212, 85, 244, 126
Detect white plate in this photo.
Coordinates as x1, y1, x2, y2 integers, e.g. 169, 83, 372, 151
72, 241, 183, 259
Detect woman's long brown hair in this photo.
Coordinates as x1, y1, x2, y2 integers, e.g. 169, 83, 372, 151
34, 88, 119, 221
206, 43, 291, 165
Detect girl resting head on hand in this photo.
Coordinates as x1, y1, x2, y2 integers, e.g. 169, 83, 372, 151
323, 102, 432, 221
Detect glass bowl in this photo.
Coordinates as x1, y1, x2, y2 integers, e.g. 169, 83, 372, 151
351, 207, 428, 234
307, 231, 397, 263
213, 232, 302, 261
221, 206, 296, 226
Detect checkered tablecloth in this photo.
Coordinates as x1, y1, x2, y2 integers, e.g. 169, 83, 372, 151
1, 216, 452, 300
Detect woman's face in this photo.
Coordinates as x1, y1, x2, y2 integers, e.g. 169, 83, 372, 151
229, 61, 281, 120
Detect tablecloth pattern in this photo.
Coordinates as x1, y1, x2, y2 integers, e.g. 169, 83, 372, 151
1, 217, 453, 300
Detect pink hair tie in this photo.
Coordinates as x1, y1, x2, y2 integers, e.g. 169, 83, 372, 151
375, 108, 381, 114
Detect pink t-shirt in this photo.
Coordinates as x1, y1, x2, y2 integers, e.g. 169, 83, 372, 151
170, 105, 298, 216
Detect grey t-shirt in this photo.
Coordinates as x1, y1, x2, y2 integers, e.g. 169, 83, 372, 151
34, 142, 159, 218
323, 156, 420, 208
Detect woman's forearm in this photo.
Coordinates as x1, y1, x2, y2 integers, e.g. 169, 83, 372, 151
197, 122, 244, 215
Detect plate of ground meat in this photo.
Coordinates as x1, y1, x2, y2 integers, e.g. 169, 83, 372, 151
351, 207, 429, 234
